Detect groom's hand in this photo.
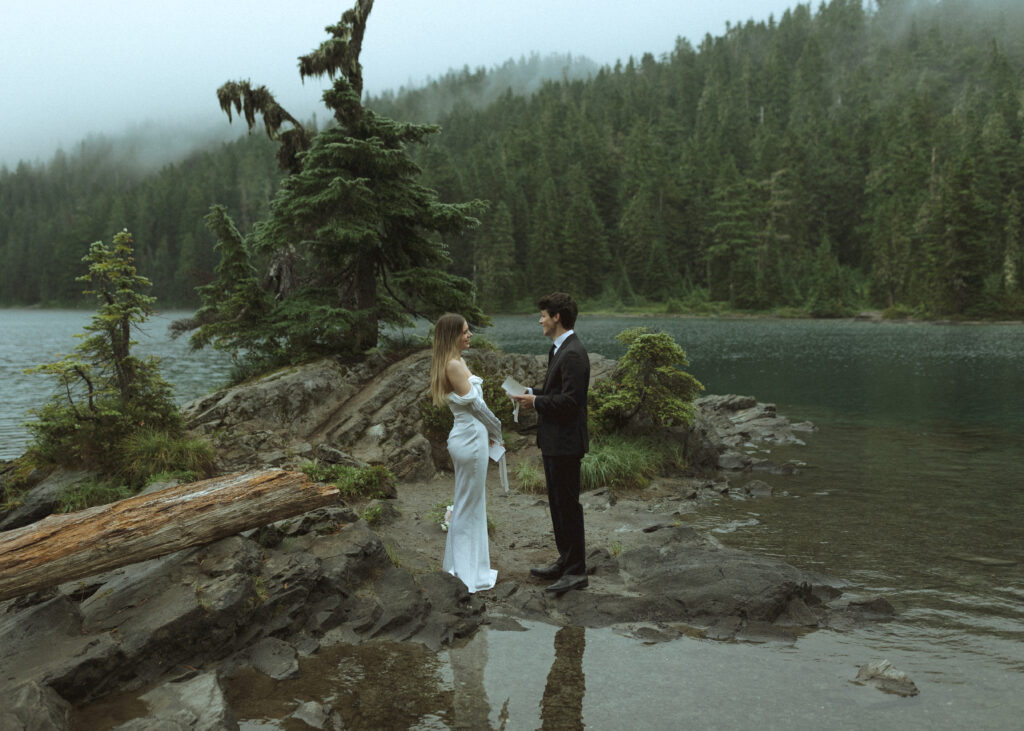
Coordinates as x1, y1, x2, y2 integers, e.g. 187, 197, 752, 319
511, 393, 535, 410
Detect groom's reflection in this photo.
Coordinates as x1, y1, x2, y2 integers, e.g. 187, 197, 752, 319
540, 626, 585, 730
450, 631, 491, 729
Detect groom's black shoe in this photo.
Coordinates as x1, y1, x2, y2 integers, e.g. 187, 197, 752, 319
530, 563, 564, 580
545, 574, 588, 595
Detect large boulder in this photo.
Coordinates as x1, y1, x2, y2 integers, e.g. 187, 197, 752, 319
114, 672, 238, 731
0, 681, 72, 730
0, 469, 91, 532
181, 348, 615, 480
497, 525, 842, 639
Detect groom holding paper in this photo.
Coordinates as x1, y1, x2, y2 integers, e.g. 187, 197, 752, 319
511, 292, 590, 594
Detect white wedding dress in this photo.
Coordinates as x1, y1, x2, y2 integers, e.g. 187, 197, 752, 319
442, 375, 501, 592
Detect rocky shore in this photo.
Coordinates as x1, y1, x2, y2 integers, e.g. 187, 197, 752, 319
0, 349, 899, 728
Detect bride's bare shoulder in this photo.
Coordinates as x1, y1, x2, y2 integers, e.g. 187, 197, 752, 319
446, 357, 470, 376
446, 358, 472, 396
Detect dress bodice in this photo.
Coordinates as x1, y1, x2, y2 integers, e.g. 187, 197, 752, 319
447, 375, 484, 417
446, 375, 502, 442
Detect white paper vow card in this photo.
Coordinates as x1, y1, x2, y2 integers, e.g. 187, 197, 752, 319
501, 376, 527, 422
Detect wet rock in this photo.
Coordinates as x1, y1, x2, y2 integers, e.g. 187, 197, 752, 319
774, 596, 819, 627
854, 659, 919, 697
668, 414, 722, 474
735, 621, 797, 644
717, 451, 751, 471
503, 525, 837, 633
115, 672, 238, 730
291, 700, 338, 729
0, 469, 90, 531
848, 595, 896, 617
695, 394, 815, 471
413, 571, 484, 649
249, 637, 300, 681
744, 479, 775, 498
623, 623, 683, 644
368, 566, 429, 641
0, 592, 122, 703
362, 498, 401, 526
704, 616, 743, 640
0, 681, 72, 730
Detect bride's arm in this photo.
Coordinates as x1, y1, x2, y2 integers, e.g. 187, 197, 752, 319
468, 395, 504, 444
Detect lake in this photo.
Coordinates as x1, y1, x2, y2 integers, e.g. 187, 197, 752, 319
5, 309, 1024, 728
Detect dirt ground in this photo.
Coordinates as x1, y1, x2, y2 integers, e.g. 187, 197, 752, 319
371, 443, 715, 604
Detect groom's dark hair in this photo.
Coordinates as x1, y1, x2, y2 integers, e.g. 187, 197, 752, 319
538, 292, 578, 329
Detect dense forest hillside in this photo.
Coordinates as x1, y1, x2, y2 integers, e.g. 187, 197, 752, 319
2, 0, 1024, 317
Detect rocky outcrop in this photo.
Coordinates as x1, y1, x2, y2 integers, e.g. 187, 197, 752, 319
0, 507, 485, 721
180, 349, 615, 479
494, 523, 884, 641
696, 394, 817, 473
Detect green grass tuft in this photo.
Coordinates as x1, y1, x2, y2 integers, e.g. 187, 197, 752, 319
120, 429, 215, 487
581, 435, 682, 493
56, 478, 132, 513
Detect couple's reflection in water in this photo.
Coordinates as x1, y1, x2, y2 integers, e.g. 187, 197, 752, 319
450, 625, 586, 730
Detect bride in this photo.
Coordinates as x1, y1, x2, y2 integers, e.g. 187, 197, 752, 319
429, 313, 503, 593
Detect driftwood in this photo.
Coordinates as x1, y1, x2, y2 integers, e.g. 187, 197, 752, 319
0, 469, 339, 602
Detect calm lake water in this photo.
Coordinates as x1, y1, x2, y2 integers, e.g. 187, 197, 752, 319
6, 310, 1024, 728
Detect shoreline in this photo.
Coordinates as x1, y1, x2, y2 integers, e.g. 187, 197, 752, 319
5, 303, 1023, 327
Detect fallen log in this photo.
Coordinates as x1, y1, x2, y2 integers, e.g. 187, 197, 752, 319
0, 469, 339, 602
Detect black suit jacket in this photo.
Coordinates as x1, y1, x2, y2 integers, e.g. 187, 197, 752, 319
534, 333, 590, 457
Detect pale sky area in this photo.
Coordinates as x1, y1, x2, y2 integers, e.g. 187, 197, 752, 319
1, 0, 800, 167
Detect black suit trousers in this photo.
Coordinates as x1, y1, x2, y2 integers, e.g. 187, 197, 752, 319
543, 453, 586, 576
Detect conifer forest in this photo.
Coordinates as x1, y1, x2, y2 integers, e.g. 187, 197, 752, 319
3, 0, 1024, 319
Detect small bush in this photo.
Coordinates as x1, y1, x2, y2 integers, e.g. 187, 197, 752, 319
56, 479, 133, 513
419, 398, 455, 446
589, 328, 704, 435
362, 504, 384, 525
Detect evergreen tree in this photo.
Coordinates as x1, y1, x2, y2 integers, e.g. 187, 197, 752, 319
939, 156, 988, 314
1003, 191, 1022, 293
26, 231, 182, 474
475, 201, 517, 310
558, 164, 610, 297
186, 0, 487, 362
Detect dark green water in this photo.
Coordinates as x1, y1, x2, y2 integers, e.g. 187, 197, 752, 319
493, 314, 1024, 634
8, 311, 1024, 727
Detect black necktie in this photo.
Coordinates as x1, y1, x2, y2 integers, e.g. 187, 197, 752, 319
548, 344, 555, 364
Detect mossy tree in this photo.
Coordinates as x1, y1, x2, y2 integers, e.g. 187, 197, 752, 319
181, 0, 488, 366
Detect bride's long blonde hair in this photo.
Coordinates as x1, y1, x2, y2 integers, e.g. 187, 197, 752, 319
430, 313, 467, 406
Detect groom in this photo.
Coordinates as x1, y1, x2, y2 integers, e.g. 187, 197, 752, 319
512, 292, 590, 594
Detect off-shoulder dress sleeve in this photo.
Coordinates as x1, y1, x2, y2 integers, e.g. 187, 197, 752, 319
448, 387, 503, 443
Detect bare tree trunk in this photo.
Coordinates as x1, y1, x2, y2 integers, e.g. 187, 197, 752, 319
0, 470, 338, 602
